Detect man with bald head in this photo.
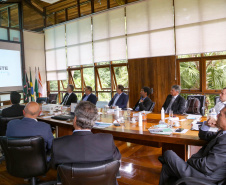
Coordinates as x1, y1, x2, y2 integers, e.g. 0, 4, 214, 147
6, 102, 54, 151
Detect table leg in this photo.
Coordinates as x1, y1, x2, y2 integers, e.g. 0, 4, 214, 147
162, 143, 188, 161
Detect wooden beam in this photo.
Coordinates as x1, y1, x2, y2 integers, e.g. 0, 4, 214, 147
23, 0, 43, 16
91, 0, 94, 13
77, 0, 80, 17
43, 7, 46, 27
8, 7, 11, 27
107, 0, 110, 9
65, 8, 68, 21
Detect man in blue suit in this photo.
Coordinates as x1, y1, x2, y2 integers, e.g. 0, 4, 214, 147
82, 86, 97, 105
6, 102, 54, 151
108, 85, 129, 109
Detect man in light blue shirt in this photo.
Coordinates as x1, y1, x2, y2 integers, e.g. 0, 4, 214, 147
82, 86, 97, 105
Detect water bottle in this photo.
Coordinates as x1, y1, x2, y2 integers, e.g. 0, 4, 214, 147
139, 112, 143, 126
161, 107, 165, 121
210, 108, 217, 120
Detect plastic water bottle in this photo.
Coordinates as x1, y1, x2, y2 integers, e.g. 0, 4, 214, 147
210, 108, 217, 120
161, 107, 165, 121
139, 112, 143, 126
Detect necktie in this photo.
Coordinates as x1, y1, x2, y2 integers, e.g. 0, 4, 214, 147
202, 130, 223, 156
63, 95, 69, 105
112, 94, 120, 107
166, 97, 175, 113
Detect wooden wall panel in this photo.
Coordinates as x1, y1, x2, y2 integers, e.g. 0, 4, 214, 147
128, 56, 178, 112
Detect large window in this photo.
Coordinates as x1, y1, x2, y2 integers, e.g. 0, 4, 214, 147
178, 53, 226, 112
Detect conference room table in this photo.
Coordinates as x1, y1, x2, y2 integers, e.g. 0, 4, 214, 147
37, 110, 207, 160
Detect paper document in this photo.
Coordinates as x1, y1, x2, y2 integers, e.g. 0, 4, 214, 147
186, 114, 202, 120
93, 122, 113, 128
148, 128, 173, 135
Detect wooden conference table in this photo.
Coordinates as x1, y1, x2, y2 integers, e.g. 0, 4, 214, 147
38, 110, 207, 160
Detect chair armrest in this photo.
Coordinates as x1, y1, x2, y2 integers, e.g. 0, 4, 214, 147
175, 177, 216, 185
116, 170, 121, 178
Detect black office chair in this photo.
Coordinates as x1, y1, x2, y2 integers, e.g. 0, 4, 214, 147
57, 160, 120, 185
175, 177, 226, 185
149, 102, 156, 112
37, 97, 49, 104
215, 96, 220, 105
0, 116, 24, 136
0, 136, 57, 185
186, 95, 206, 116
48, 94, 58, 104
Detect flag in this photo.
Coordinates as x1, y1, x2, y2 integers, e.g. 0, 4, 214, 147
38, 68, 43, 97
35, 67, 39, 99
30, 69, 35, 101
23, 70, 29, 103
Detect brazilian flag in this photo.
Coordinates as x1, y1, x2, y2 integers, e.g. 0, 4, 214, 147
30, 70, 35, 101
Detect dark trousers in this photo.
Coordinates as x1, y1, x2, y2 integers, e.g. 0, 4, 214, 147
159, 150, 215, 185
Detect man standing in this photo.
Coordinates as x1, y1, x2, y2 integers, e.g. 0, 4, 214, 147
108, 85, 128, 109
1, 91, 25, 117
6, 102, 54, 151
159, 106, 226, 185
82, 86, 97, 105
162, 85, 186, 114
61, 85, 77, 106
133, 87, 153, 111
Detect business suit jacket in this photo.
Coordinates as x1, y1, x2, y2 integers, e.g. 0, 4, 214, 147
51, 131, 121, 168
1, 104, 25, 117
6, 117, 54, 150
133, 97, 153, 111
108, 93, 129, 109
162, 94, 186, 114
61, 92, 77, 105
186, 129, 226, 179
82, 93, 97, 105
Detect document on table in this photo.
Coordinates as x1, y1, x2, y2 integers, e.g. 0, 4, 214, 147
148, 128, 173, 135
186, 114, 202, 120
93, 122, 113, 128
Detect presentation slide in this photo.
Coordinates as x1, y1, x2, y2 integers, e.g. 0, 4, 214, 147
0, 49, 23, 92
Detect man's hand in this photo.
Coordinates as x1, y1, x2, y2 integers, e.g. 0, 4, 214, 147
140, 99, 144, 103
206, 117, 217, 127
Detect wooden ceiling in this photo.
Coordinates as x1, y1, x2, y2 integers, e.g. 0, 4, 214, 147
0, 0, 138, 31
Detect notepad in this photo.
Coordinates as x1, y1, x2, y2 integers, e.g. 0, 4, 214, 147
93, 122, 113, 128
148, 128, 173, 135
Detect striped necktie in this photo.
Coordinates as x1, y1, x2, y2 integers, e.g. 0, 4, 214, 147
63, 94, 69, 105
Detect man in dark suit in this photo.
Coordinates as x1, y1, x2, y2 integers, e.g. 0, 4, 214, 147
61, 84, 77, 106
51, 101, 121, 168
6, 102, 54, 151
1, 91, 25, 117
159, 106, 226, 185
82, 86, 97, 105
108, 85, 129, 109
162, 85, 186, 114
133, 87, 153, 111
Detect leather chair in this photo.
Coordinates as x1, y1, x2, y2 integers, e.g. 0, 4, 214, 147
149, 102, 155, 112
37, 97, 49, 104
215, 96, 220, 105
0, 136, 57, 185
48, 94, 58, 104
57, 160, 120, 185
0, 116, 24, 136
186, 95, 206, 116
174, 177, 226, 185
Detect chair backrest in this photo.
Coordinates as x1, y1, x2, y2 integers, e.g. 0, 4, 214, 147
186, 95, 206, 116
96, 101, 109, 108
149, 102, 155, 112
0, 116, 24, 136
48, 94, 58, 104
215, 96, 220, 105
36, 97, 49, 104
58, 160, 120, 185
0, 136, 48, 178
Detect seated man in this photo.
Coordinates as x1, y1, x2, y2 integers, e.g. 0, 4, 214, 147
61, 84, 77, 106
108, 85, 129, 109
159, 106, 226, 185
213, 87, 226, 114
162, 85, 186, 114
1, 91, 25, 117
51, 101, 121, 167
82, 86, 97, 105
133, 87, 153, 111
6, 102, 54, 151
